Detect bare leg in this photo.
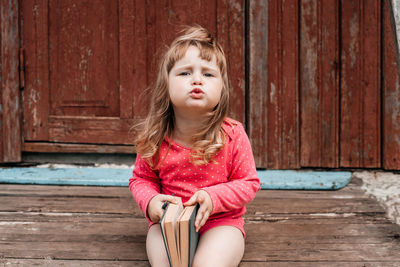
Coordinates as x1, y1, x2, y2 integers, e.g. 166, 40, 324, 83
146, 224, 169, 267
192, 226, 245, 267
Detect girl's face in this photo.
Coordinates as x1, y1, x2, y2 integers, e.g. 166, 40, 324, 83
168, 46, 223, 118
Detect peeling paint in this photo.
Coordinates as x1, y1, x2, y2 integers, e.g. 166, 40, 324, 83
391, 0, 400, 56
348, 13, 359, 68
270, 82, 276, 103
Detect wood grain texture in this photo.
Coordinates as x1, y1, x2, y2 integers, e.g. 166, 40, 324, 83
248, 0, 268, 167
340, 0, 381, 168
20, 0, 245, 148
0, 0, 21, 162
266, 0, 300, 169
23, 142, 134, 154
383, 0, 400, 170
300, 0, 339, 167
1, 180, 400, 265
22, 0, 50, 141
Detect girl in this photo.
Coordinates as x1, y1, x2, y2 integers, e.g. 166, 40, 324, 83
129, 25, 260, 267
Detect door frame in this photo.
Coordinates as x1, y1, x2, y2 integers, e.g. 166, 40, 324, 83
0, 0, 22, 163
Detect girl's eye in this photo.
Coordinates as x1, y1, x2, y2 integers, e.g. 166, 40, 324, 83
179, 72, 190, 76
204, 73, 214, 77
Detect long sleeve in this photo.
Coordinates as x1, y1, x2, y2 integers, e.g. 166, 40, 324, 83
129, 154, 161, 221
203, 124, 260, 215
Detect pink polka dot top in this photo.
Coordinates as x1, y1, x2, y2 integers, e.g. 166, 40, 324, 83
129, 118, 260, 235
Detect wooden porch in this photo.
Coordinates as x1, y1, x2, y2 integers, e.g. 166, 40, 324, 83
0, 178, 400, 266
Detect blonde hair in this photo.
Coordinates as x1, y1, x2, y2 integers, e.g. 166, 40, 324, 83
134, 25, 230, 168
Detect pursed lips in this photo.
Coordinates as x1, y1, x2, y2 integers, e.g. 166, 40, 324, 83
190, 88, 204, 94
189, 88, 205, 99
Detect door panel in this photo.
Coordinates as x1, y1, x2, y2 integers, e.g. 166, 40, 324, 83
49, 0, 120, 118
21, 0, 245, 147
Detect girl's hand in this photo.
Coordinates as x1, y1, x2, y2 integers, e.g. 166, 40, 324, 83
184, 190, 213, 232
147, 194, 179, 223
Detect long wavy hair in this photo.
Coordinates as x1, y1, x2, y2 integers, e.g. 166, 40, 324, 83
133, 25, 230, 168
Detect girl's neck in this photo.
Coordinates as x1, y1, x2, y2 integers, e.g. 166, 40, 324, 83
172, 115, 204, 148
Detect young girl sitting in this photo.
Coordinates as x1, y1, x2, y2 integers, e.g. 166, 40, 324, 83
129, 25, 260, 267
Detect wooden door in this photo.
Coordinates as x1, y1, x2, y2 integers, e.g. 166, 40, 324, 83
21, 0, 245, 153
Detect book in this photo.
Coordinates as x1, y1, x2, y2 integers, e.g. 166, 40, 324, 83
160, 198, 199, 267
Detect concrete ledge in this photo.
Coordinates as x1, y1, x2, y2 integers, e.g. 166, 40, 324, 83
0, 167, 352, 190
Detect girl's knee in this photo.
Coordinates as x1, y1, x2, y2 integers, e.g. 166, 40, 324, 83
192, 226, 244, 267
146, 224, 170, 267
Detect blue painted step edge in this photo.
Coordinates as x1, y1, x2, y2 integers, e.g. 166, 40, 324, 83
0, 167, 352, 190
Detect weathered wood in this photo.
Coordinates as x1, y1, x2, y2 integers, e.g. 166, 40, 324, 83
23, 142, 135, 154
248, 0, 268, 167
48, 0, 120, 118
0, 0, 21, 162
20, 0, 246, 151
217, 0, 246, 123
22, 0, 50, 141
383, 0, 400, 170
340, 0, 381, 168
300, 0, 339, 167
1, 181, 400, 265
0, 259, 151, 267
47, 116, 135, 144
267, 0, 300, 169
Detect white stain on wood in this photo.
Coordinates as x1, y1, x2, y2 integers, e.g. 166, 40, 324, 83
391, 0, 400, 56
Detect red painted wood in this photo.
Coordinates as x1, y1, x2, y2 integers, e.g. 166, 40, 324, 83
217, 0, 245, 123
21, 0, 245, 150
300, 0, 339, 167
0, 0, 21, 162
47, 116, 134, 145
383, 1, 400, 170
48, 0, 120, 118
22, 0, 50, 141
248, 0, 268, 167
340, 0, 381, 168
266, 0, 300, 169
125, 0, 148, 119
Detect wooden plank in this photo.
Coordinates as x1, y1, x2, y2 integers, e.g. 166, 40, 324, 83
48, 116, 134, 144
340, 0, 381, 168
0, 181, 367, 199
300, 0, 339, 167
240, 264, 400, 267
217, 0, 246, 123
0, 193, 383, 215
119, 0, 134, 119
130, 0, 149, 119
0, 195, 139, 214
248, 0, 268, 167
23, 142, 134, 154
267, 0, 300, 169
0, 259, 150, 267
0, 0, 21, 162
242, 242, 400, 262
0, 184, 132, 197
383, 0, 400, 170
22, 0, 50, 141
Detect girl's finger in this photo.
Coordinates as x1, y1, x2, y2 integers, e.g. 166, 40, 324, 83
197, 210, 210, 230
184, 192, 199, 206
195, 205, 207, 230
160, 194, 179, 204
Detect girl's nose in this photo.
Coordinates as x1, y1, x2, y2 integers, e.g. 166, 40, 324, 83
191, 73, 203, 85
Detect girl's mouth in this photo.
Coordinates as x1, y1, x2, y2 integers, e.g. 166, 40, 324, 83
190, 88, 204, 99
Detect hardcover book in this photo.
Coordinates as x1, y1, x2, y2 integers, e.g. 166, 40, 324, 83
160, 199, 199, 267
